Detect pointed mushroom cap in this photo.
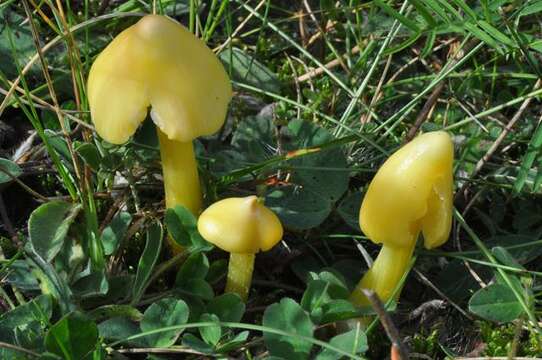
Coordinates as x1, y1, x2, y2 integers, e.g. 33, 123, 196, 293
197, 196, 283, 254
359, 131, 454, 250
87, 15, 232, 144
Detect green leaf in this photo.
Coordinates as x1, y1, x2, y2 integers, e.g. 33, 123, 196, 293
199, 313, 221, 346
219, 47, 281, 93
514, 121, 542, 194
176, 252, 209, 283
0, 158, 22, 184
337, 192, 363, 231
285, 119, 349, 202
98, 317, 143, 346
263, 298, 314, 360
216, 331, 249, 353
320, 300, 360, 324
71, 268, 109, 298
206, 293, 246, 323
231, 115, 276, 165
140, 298, 189, 347
478, 21, 515, 47
14, 320, 46, 354
0, 294, 52, 329
26, 252, 74, 314
175, 279, 214, 300
75, 143, 101, 171
5, 260, 40, 290
266, 187, 331, 230
265, 119, 349, 230
408, 0, 437, 27
520, 0, 542, 16
182, 333, 214, 354
28, 201, 81, 262
45, 311, 99, 360
464, 22, 503, 54
469, 284, 524, 323
373, 0, 420, 32
206, 259, 228, 285
301, 280, 330, 323
44, 130, 73, 167
316, 327, 368, 360
165, 206, 211, 251
0, 7, 37, 78
131, 221, 163, 304
89, 305, 143, 322
101, 211, 132, 255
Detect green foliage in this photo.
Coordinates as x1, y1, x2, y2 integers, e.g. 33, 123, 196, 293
131, 221, 163, 304
28, 201, 81, 262
101, 211, 132, 255
45, 311, 99, 360
316, 327, 368, 360
263, 298, 314, 359
0, 158, 22, 185
479, 321, 542, 356
220, 47, 281, 93
165, 206, 211, 251
140, 297, 189, 347
469, 284, 524, 323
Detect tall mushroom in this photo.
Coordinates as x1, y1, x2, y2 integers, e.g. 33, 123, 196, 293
87, 15, 232, 252
349, 131, 454, 307
197, 196, 283, 301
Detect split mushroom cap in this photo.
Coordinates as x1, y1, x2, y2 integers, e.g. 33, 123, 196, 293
87, 14, 232, 144
359, 131, 454, 250
197, 196, 283, 254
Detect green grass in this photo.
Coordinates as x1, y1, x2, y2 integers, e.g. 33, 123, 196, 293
0, 1, 542, 359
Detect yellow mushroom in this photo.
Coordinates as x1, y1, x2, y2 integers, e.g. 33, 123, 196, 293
349, 131, 454, 307
197, 196, 283, 301
87, 15, 232, 252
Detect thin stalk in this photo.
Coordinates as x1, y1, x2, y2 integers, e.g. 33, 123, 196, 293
226, 253, 255, 301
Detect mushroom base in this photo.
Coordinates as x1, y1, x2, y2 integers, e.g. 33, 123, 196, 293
349, 240, 416, 307
226, 252, 255, 302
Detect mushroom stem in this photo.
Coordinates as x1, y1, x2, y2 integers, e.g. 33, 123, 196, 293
225, 253, 255, 301
349, 240, 416, 307
157, 129, 201, 251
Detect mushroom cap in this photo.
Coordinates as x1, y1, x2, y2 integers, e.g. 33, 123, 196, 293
359, 131, 454, 250
197, 196, 283, 254
87, 15, 232, 144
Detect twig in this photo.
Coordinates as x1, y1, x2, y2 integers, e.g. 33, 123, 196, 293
405, 82, 445, 142
361, 289, 409, 360
0, 166, 49, 202
297, 45, 360, 83
413, 269, 473, 320
0, 341, 39, 357
115, 347, 206, 355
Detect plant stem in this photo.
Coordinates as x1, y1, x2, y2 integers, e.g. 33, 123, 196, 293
226, 253, 255, 301
349, 241, 416, 307
157, 128, 201, 252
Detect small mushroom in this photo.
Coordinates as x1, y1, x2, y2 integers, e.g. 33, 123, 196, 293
197, 196, 283, 301
87, 15, 232, 252
350, 131, 454, 307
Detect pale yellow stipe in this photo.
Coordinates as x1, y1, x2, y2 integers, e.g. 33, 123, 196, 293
226, 253, 255, 301
157, 129, 201, 252
349, 240, 416, 307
